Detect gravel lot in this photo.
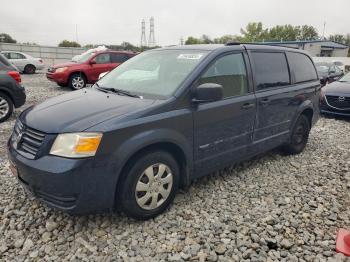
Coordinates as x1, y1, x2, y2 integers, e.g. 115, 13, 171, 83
0, 73, 350, 261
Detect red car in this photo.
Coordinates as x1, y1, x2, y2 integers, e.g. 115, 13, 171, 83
46, 50, 136, 90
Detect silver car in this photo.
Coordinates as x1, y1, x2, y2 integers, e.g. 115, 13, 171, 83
1, 51, 45, 74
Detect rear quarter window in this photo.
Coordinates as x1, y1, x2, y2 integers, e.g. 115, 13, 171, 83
251, 52, 290, 90
287, 52, 318, 83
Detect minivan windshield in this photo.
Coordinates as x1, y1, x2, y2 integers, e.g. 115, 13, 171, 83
97, 49, 209, 99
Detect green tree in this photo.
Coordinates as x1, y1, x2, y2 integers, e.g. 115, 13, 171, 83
298, 25, 319, 40
0, 33, 17, 43
268, 25, 300, 41
213, 35, 241, 44
58, 40, 81, 48
185, 36, 202, 45
240, 22, 268, 42
329, 34, 346, 44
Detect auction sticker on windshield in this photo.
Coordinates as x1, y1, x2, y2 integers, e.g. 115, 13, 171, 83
177, 54, 203, 60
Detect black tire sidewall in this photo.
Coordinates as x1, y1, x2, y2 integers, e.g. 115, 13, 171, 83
118, 151, 180, 220
69, 73, 86, 90
24, 65, 35, 74
0, 93, 14, 123
285, 115, 310, 154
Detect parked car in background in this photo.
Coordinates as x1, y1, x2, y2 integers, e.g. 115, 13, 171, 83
0, 54, 19, 72
0, 54, 26, 122
315, 62, 344, 86
332, 61, 346, 73
320, 72, 350, 116
8, 44, 320, 219
1, 51, 44, 74
46, 50, 137, 90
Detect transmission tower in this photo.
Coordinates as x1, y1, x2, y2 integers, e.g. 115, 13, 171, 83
148, 17, 156, 47
140, 19, 147, 47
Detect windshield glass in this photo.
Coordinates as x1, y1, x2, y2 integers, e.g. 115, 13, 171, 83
74, 52, 96, 63
315, 63, 329, 73
334, 61, 343, 66
97, 49, 209, 99
339, 72, 350, 82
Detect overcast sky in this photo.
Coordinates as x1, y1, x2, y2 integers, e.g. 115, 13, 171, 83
0, 0, 349, 47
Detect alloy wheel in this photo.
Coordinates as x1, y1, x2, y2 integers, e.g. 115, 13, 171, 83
72, 76, 85, 89
135, 163, 173, 210
0, 97, 9, 119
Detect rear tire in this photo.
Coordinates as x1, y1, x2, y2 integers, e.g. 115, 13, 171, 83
282, 114, 310, 155
0, 93, 13, 123
69, 73, 86, 90
117, 150, 180, 220
24, 64, 36, 74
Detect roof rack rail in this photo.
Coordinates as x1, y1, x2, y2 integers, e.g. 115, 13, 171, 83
225, 41, 241, 46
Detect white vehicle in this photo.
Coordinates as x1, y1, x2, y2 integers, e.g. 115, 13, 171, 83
0, 51, 45, 74
332, 61, 346, 73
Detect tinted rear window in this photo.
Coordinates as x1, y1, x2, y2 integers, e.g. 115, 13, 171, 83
251, 52, 290, 90
287, 52, 318, 83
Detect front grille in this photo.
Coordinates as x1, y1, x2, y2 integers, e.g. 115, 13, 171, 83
13, 120, 46, 159
326, 95, 350, 110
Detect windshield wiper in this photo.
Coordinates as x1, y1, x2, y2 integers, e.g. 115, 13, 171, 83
94, 84, 142, 98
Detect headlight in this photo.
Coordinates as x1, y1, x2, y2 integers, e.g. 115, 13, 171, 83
50, 133, 102, 158
55, 67, 68, 73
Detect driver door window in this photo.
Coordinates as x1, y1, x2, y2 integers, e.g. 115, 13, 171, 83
198, 53, 248, 98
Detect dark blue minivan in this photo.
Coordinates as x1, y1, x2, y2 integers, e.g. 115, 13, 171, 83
8, 43, 320, 219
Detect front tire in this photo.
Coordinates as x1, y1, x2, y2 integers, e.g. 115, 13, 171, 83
69, 73, 86, 90
0, 93, 13, 123
117, 150, 180, 220
282, 114, 310, 155
24, 64, 36, 74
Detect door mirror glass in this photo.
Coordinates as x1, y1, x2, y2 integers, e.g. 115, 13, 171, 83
193, 83, 223, 103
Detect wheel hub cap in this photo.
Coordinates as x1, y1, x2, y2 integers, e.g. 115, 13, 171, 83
135, 163, 173, 210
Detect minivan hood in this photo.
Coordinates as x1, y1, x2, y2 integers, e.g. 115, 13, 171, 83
324, 81, 350, 96
21, 88, 156, 133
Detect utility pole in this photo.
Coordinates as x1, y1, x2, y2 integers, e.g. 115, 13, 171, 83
148, 17, 156, 47
140, 19, 147, 47
180, 37, 184, 45
322, 22, 326, 40
75, 24, 79, 43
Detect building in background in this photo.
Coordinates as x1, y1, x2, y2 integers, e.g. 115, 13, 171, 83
262, 40, 349, 57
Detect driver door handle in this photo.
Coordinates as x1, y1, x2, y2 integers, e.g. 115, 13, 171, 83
260, 98, 270, 105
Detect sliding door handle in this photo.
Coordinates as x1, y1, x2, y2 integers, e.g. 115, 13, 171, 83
241, 103, 255, 110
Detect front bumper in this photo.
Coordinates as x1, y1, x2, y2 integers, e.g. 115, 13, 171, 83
320, 98, 350, 117
46, 72, 68, 84
7, 138, 118, 214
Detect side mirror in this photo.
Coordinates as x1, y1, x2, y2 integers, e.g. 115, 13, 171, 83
89, 59, 96, 65
192, 83, 223, 103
